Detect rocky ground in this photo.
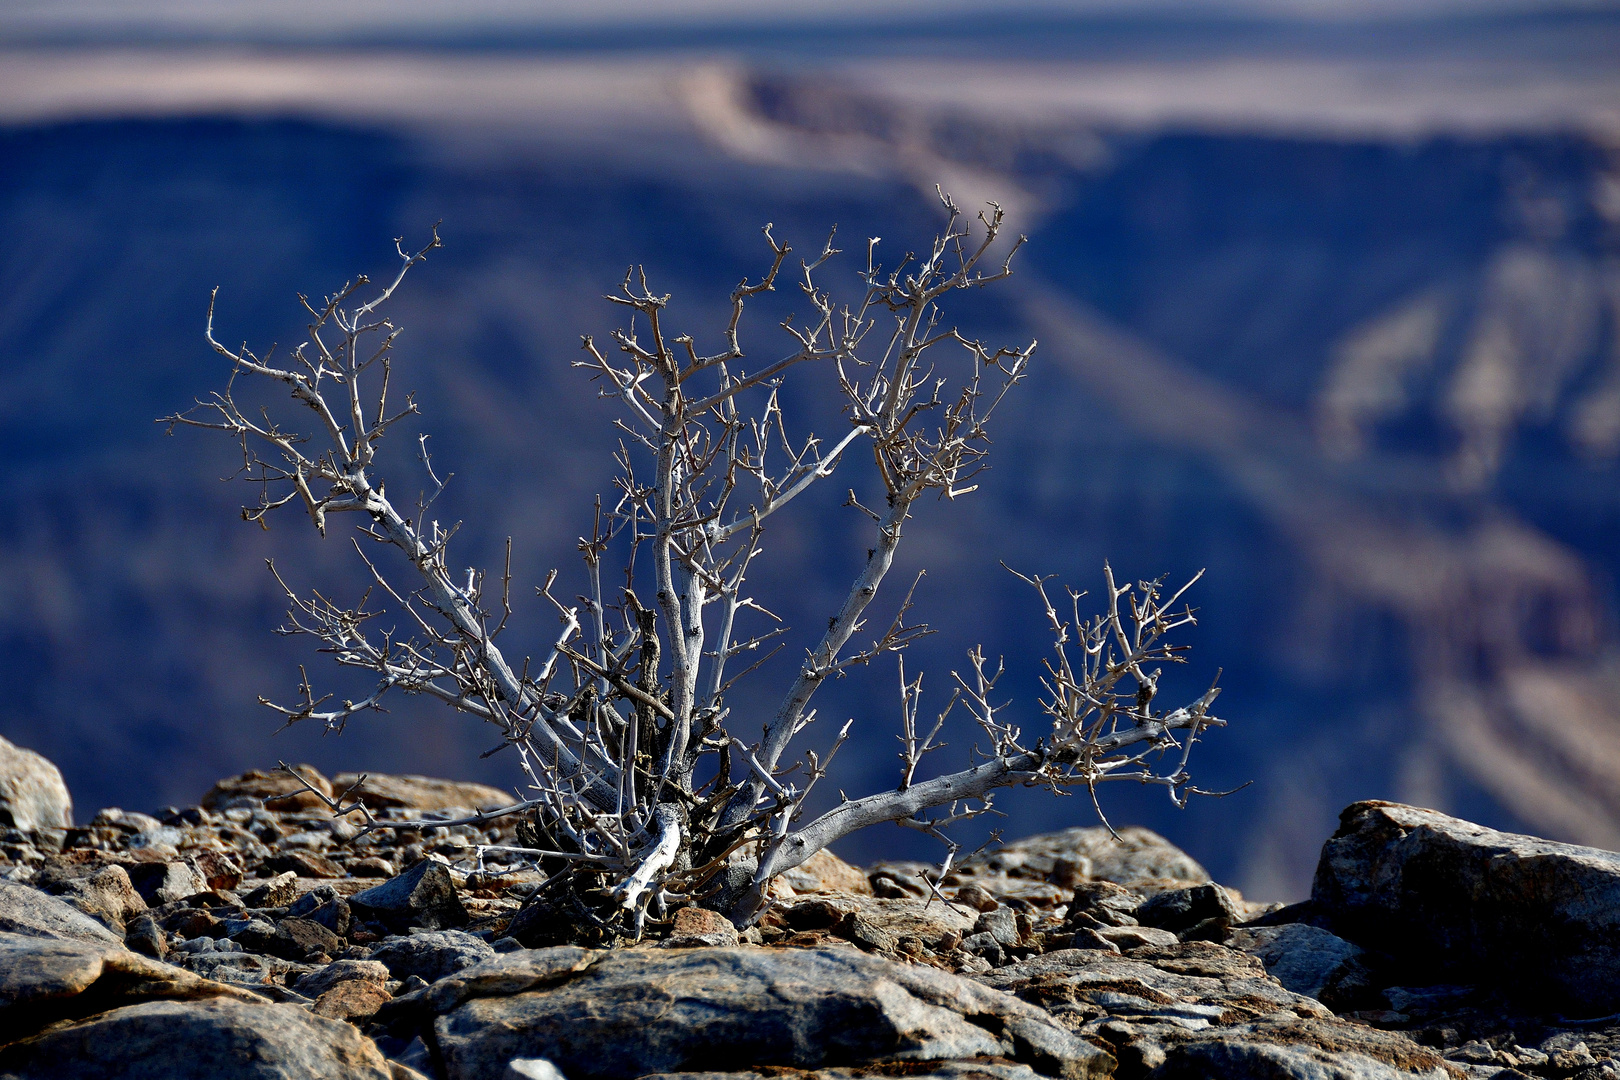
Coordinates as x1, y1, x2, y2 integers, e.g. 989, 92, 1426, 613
2, 733, 1619, 1080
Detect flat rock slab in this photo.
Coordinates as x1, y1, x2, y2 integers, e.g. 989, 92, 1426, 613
331, 772, 510, 813
0, 998, 399, 1079
979, 944, 1331, 1033
1313, 800, 1620, 1011
0, 881, 123, 947
1140, 1017, 1456, 1079
423, 946, 1112, 1080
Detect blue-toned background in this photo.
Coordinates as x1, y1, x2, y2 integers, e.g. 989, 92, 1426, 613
3, 2, 1618, 900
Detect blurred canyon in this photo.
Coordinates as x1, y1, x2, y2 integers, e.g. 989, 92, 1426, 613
1, 11, 1618, 900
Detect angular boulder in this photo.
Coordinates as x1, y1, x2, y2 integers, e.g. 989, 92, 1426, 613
414, 946, 1111, 1080
351, 861, 468, 933
0, 734, 72, 832
0, 998, 400, 1079
1313, 800, 1620, 1011
1226, 923, 1371, 1010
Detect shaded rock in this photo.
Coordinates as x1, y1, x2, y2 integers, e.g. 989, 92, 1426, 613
371, 930, 495, 983
351, 861, 468, 933
663, 907, 740, 948
332, 772, 510, 813
0, 929, 267, 1044
1139, 1016, 1456, 1079
0, 997, 398, 1079
41, 864, 147, 935
1226, 923, 1372, 1010
1067, 881, 1144, 929
1313, 800, 1620, 1011
0, 932, 106, 1013
0, 881, 123, 946
423, 946, 1111, 1080
123, 912, 167, 959
1136, 885, 1238, 939
126, 860, 207, 907
0, 735, 72, 832
201, 765, 333, 813
271, 916, 344, 961
290, 885, 353, 938
1096, 926, 1179, 951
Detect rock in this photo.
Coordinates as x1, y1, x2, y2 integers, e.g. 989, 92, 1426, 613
641, 1068, 1043, 1080
0, 881, 123, 946
314, 978, 393, 1022
41, 864, 147, 935
266, 851, 346, 879
123, 912, 167, 959
0, 997, 399, 1079
957, 826, 1211, 890
242, 870, 301, 908
0, 929, 268, 1044
978, 943, 1332, 1035
1067, 881, 1144, 928
1226, 923, 1372, 1010
271, 916, 344, 961
1096, 925, 1179, 951
1312, 800, 1620, 1011
1138, 1016, 1455, 1079
419, 946, 1111, 1080
371, 930, 495, 983
505, 1061, 568, 1080
350, 861, 469, 933
0, 735, 72, 832
126, 860, 207, 906
331, 772, 511, 813
663, 907, 740, 948
775, 849, 873, 897
289, 885, 353, 938
1136, 884, 1238, 939
201, 765, 334, 813
293, 959, 391, 1000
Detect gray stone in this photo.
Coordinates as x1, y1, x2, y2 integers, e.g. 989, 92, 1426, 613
241, 870, 300, 909
0, 933, 106, 1013
126, 861, 207, 907
41, 863, 148, 935
293, 959, 391, 1000
1141, 1017, 1455, 1079
1226, 923, 1371, 1009
0, 735, 72, 832
0, 881, 123, 946
641, 1068, 1042, 1080
957, 826, 1210, 889
1312, 800, 1620, 1011
123, 912, 167, 959
1136, 884, 1238, 936
424, 946, 1111, 1080
289, 885, 353, 938
979, 944, 1331, 1035
350, 860, 468, 933
371, 930, 495, 983
0, 998, 399, 1079
331, 772, 510, 813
